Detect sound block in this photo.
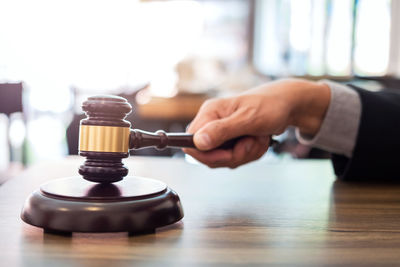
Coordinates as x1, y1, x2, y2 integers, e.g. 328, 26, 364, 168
21, 176, 184, 234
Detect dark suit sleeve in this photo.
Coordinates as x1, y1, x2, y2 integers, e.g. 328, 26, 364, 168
332, 86, 400, 181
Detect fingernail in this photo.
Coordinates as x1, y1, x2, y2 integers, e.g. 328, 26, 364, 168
245, 141, 254, 153
195, 133, 211, 149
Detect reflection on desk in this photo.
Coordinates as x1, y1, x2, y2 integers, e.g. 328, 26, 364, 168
2, 156, 400, 266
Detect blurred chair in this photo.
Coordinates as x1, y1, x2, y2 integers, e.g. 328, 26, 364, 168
0, 114, 10, 184
0, 82, 24, 184
0, 82, 23, 116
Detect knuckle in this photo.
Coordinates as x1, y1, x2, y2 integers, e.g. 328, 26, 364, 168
228, 162, 239, 169
254, 153, 263, 160
210, 121, 228, 140
213, 120, 224, 131
209, 164, 220, 169
201, 98, 218, 110
255, 150, 266, 160
242, 106, 258, 123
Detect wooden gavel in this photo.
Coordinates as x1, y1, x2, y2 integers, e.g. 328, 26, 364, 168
78, 95, 277, 183
80, 126, 245, 152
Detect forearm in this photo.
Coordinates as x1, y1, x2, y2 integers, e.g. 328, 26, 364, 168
296, 81, 362, 158
287, 79, 331, 136
244, 78, 331, 135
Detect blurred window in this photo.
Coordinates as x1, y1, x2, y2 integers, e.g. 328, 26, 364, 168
0, 0, 250, 163
253, 0, 392, 77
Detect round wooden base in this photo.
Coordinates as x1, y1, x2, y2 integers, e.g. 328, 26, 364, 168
21, 176, 184, 234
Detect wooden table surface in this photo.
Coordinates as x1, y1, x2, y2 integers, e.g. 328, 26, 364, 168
137, 94, 207, 120
2, 156, 400, 266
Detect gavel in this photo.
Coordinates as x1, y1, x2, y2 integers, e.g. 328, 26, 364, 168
79, 95, 277, 183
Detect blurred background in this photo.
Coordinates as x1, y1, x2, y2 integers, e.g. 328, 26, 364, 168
0, 0, 398, 182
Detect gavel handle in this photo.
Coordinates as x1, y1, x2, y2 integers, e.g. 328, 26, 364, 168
129, 129, 278, 150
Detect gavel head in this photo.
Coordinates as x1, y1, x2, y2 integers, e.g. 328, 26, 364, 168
78, 95, 132, 183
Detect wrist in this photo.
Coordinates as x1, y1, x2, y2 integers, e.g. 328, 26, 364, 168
289, 80, 331, 136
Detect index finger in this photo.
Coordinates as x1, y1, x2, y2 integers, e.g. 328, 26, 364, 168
187, 101, 220, 134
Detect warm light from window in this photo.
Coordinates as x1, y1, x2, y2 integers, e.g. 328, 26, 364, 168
0, 0, 203, 98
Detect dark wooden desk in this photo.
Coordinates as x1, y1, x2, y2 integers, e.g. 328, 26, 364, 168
2, 157, 400, 266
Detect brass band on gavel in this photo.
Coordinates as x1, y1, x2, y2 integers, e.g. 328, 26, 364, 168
79, 125, 130, 153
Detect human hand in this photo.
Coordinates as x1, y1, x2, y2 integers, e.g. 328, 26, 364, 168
183, 79, 330, 168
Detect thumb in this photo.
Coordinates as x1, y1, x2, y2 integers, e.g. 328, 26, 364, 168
193, 116, 247, 151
